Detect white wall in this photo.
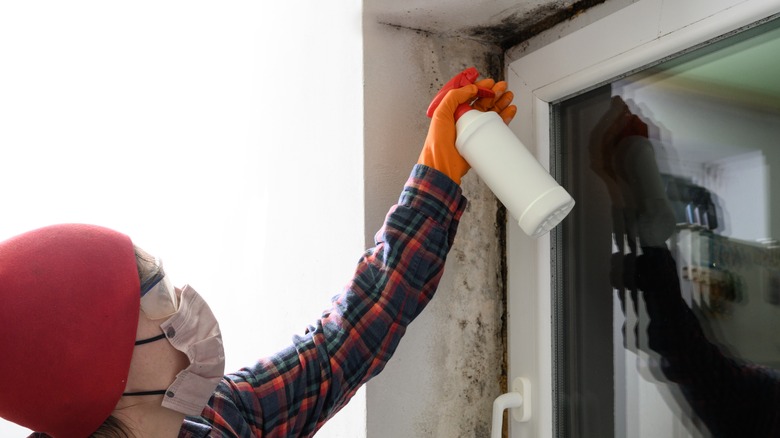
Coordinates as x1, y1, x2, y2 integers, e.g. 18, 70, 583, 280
0, 1, 365, 436
362, 5, 507, 436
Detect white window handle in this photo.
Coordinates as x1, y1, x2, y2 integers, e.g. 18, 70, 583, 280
491, 377, 532, 438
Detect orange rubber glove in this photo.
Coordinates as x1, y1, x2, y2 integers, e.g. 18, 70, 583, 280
473, 80, 518, 124
418, 72, 518, 185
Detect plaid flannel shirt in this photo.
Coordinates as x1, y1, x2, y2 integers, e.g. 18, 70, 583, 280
178, 165, 466, 437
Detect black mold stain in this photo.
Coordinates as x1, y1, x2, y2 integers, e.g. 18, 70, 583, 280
496, 203, 508, 395
467, 0, 609, 51
483, 47, 505, 81
378, 21, 434, 37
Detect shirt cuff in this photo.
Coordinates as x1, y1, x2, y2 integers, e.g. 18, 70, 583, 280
398, 165, 467, 230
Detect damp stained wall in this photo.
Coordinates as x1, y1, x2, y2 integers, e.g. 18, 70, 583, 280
362, 17, 507, 438
361, 1, 638, 436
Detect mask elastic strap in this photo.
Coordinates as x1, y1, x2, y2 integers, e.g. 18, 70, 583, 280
134, 333, 167, 346
122, 334, 170, 397
122, 390, 168, 397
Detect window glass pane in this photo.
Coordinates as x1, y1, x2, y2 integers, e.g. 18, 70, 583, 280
555, 17, 780, 438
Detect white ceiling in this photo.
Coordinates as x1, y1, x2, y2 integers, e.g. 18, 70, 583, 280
366, 0, 602, 49
369, 0, 562, 33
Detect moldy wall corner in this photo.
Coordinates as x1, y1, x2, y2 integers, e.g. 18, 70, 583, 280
362, 15, 508, 438
361, 1, 638, 436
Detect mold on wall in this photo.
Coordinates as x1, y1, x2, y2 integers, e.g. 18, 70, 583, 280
414, 34, 508, 437
363, 17, 507, 437
466, 0, 609, 51
504, 0, 640, 60
362, 1, 633, 436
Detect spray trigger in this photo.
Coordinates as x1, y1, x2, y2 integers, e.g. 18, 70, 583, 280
426, 67, 495, 121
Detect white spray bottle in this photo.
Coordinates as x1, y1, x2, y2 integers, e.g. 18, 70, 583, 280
428, 67, 575, 238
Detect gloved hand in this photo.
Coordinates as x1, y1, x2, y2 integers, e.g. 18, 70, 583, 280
418, 70, 517, 185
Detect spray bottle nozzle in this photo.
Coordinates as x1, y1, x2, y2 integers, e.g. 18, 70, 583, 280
426, 67, 496, 121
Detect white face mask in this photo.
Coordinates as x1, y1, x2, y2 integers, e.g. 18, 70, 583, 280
124, 285, 225, 416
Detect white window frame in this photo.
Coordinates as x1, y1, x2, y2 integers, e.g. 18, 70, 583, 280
505, 1, 780, 436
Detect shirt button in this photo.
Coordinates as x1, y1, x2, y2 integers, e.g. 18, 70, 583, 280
166, 391, 175, 398
166, 327, 176, 338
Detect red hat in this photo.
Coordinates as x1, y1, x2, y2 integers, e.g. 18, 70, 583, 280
0, 224, 140, 437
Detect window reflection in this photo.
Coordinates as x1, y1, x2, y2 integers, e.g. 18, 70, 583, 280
556, 18, 780, 438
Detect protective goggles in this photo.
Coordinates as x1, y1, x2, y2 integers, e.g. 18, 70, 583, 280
139, 259, 179, 320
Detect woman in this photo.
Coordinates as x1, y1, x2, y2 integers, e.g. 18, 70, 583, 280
0, 69, 516, 437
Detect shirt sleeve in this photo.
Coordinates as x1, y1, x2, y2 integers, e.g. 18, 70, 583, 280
191, 165, 467, 438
